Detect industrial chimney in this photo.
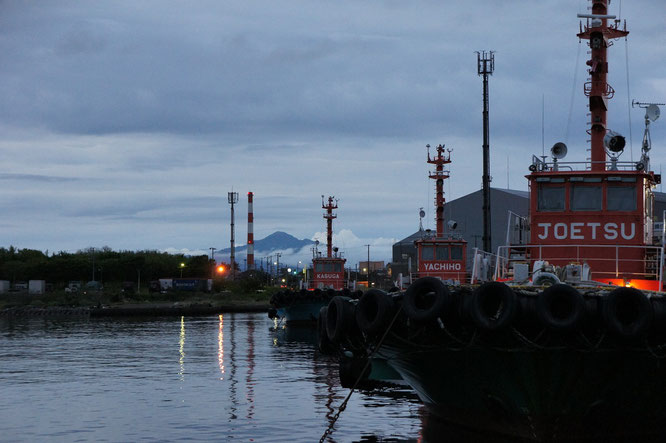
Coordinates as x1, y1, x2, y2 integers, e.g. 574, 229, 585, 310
247, 192, 254, 270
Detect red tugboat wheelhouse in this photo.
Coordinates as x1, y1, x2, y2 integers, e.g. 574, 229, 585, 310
311, 196, 347, 290
414, 144, 467, 282
492, 3, 663, 291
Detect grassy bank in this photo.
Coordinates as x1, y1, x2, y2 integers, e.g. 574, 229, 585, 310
0, 288, 277, 310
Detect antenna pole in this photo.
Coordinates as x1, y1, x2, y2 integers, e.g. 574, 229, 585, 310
427, 144, 451, 238
228, 191, 239, 279
477, 50, 494, 253
322, 196, 338, 257
577, 1, 628, 171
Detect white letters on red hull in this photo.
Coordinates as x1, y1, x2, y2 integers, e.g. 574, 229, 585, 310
422, 262, 462, 272
536, 222, 636, 241
315, 273, 342, 279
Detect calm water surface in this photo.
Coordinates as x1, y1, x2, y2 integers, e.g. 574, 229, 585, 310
0, 313, 431, 442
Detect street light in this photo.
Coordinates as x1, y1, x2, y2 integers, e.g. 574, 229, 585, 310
180, 262, 186, 278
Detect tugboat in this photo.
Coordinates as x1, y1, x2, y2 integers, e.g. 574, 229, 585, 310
311, 196, 347, 291
270, 196, 350, 323
413, 144, 467, 283
324, 1, 666, 440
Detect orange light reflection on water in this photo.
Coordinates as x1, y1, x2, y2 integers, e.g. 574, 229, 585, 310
218, 314, 225, 379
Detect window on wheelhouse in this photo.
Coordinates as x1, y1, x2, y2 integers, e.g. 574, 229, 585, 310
450, 245, 463, 260
421, 246, 435, 260
334, 263, 342, 272
324, 263, 334, 272
315, 262, 324, 272
570, 185, 602, 211
436, 246, 449, 260
538, 185, 565, 211
607, 185, 637, 211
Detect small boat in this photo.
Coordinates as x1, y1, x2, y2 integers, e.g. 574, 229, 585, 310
324, 1, 666, 440
269, 196, 353, 323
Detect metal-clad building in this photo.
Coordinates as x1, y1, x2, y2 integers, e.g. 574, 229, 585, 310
391, 187, 528, 276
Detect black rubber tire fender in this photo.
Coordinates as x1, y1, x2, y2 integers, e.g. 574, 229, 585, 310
317, 306, 335, 354
468, 282, 517, 330
403, 277, 451, 322
326, 296, 356, 343
355, 289, 396, 336
651, 297, 666, 332
536, 284, 585, 331
602, 287, 653, 338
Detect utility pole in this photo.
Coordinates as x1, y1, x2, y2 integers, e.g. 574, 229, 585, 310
477, 50, 494, 253
365, 244, 370, 287
275, 252, 281, 279
228, 191, 239, 279
209, 247, 216, 279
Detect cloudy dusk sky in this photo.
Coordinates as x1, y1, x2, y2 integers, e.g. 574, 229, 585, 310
1, 0, 664, 266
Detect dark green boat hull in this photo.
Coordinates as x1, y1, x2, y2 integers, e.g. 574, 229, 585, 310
378, 340, 666, 441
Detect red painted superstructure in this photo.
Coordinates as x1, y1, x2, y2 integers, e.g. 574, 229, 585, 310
415, 145, 468, 282
311, 196, 346, 290
496, 1, 662, 291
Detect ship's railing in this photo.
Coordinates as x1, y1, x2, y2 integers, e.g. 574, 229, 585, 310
471, 248, 500, 284
494, 243, 665, 285
530, 156, 647, 173
505, 211, 529, 246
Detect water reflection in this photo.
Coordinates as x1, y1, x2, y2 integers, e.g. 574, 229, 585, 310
228, 313, 238, 421
1, 313, 426, 442
245, 317, 255, 420
178, 315, 185, 380
218, 314, 224, 379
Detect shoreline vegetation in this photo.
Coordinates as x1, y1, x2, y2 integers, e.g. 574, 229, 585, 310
0, 289, 274, 318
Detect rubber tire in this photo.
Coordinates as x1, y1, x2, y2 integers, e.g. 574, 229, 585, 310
326, 296, 356, 343
533, 272, 561, 287
602, 287, 653, 338
403, 277, 451, 322
355, 289, 396, 336
536, 284, 585, 331
469, 282, 517, 330
317, 306, 335, 354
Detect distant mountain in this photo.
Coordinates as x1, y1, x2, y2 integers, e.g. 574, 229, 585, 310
218, 231, 314, 255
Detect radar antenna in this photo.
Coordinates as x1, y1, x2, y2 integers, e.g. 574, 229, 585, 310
632, 100, 664, 171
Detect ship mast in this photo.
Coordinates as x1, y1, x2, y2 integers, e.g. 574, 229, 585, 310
577, 0, 628, 171
322, 196, 338, 257
427, 144, 451, 238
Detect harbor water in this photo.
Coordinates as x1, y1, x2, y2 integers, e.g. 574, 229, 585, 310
0, 312, 430, 442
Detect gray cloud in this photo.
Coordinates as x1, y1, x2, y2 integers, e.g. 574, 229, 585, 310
0, 0, 664, 261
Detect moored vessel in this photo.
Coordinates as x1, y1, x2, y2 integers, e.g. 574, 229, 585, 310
324, 1, 666, 440
270, 196, 351, 323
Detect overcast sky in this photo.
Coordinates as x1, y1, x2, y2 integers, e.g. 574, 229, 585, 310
1, 0, 664, 266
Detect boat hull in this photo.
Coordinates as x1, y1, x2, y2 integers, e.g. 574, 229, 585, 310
378, 339, 666, 441
276, 300, 327, 323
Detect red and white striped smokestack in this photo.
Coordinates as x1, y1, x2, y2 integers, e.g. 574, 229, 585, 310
247, 192, 254, 270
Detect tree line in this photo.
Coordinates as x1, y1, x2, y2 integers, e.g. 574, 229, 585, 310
0, 246, 223, 286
